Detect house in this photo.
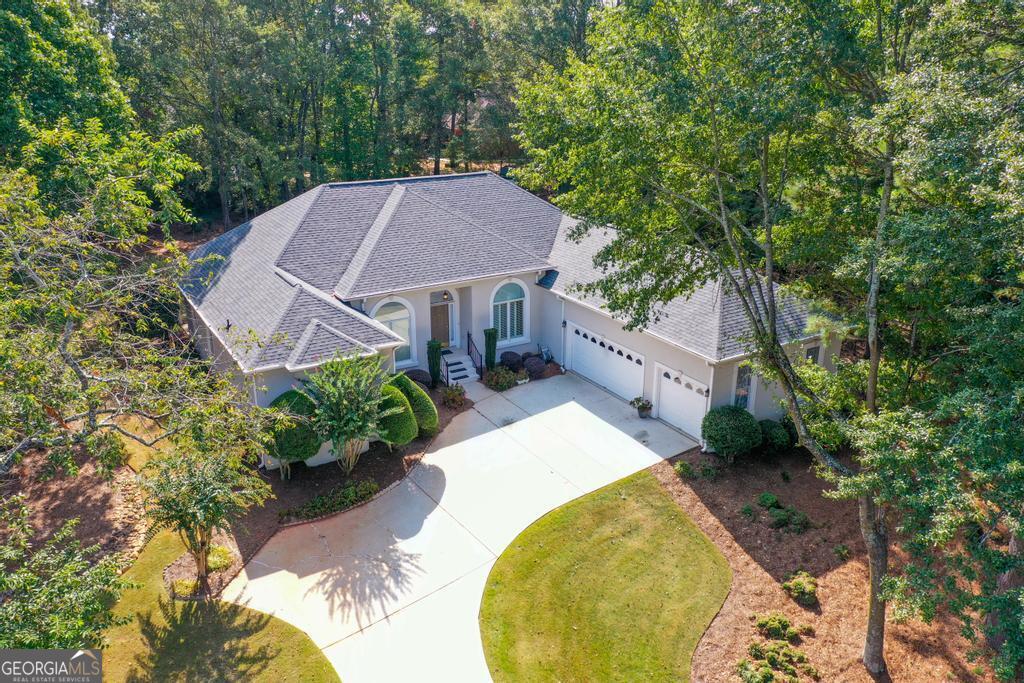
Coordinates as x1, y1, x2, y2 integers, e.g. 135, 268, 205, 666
182, 172, 837, 464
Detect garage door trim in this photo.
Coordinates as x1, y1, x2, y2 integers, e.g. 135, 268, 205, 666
566, 321, 645, 400
653, 361, 709, 439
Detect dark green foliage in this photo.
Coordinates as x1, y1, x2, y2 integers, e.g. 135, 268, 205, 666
767, 507, 791, 529
483, 365, 516, 392
699, 462, 719, 480
702, 406, 762, 461
427, 340, 443, 388
740, 504, 755, 519
268, 390, 320, 467
833, 544, 850, 561
757, 492, 780, 509
782, 571, 818, 606
780, 470, 791, 483
759, 419, 792, 454
377, 384, 418, 447
484, 327, 497, 370
280, 481, 380, 522
673, 460, 695, 479
742, 640, 812, 679
392, 372, 439, 437
780, 414, 799, 446
754, 613, 799, 642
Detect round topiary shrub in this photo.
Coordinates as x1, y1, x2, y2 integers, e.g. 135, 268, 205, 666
268, 390, 321, 477
391, 372, 439, 437
523, 355, 546, 380
377, 384, 418, 447
499, 351, 523, 372
759, 419, 793, 454
701, 405, 762, 461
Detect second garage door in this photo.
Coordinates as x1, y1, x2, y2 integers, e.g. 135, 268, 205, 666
656, 365, 708, 438
567, 322, 644, 401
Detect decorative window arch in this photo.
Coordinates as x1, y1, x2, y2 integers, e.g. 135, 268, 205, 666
371, 297, 415, 367
490, 279, 529, 345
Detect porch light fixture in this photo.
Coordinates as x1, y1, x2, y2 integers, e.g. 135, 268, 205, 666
442, 290, 451, 301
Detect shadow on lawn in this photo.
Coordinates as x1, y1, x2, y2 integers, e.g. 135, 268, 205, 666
125, 598, 276, 683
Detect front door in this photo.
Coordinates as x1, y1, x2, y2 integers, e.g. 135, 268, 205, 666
431, 300, 451, 346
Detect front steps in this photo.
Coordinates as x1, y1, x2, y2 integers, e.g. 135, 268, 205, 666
441, 352, 478, 386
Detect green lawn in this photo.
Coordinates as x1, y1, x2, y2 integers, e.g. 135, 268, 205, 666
479, 471, 732, 682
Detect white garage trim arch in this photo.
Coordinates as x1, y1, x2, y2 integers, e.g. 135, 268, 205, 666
654, 362, 709, 440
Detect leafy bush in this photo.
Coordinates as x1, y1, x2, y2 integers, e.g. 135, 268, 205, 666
702, 405, 762, 460
427, 339, 443, 388
268, 390, 321, 477
500, 350, 523, 372
782, 571, 818, 606
674, 460, 695, 479
484, 365, 516, 392
442, 384, 466, 409
524, 355, 546, 380
787, 508, 811, 534
700, 462, 719, 480
759, 419, 792, 454
207, 545, 234, 573
768, 506, 792, 529
757, 492, 781, 509
484, 327, 497, 370
280, 481, 380, 522
741, 504, 755, 519
833, 544, 850, 561
746, 640, 808, 677
780, 414, 799, 445
392, 372, 439, 437
735, 660, 776, 683
377, 384, 418, 447
754, 613, 799, 642
172, 579, 200, 597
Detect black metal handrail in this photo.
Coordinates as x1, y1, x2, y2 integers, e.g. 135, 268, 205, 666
440, 354, 451, 386
466, 332, 483, 379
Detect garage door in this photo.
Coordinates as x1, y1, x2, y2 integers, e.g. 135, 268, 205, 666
656, 365, 708, 438
567, 322, 644, 401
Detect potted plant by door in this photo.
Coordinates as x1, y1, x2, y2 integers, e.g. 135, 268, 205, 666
631, 396, 652, 418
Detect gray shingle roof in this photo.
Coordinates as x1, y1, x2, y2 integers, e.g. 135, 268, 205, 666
544, 219, 814, 361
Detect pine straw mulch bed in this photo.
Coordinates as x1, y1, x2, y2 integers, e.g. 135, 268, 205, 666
1, 449, 148, 563
651, 449, 995, 683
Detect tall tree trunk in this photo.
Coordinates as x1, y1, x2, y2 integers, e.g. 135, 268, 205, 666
860, 494, 889, 674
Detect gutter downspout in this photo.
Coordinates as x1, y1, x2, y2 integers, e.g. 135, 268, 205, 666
703, 361, 715, 452
560, 296, 567, 365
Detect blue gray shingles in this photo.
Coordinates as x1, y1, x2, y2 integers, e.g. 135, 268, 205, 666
545, 219, 814, 361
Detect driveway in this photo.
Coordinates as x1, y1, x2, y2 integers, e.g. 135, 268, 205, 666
222, 373, 697, 682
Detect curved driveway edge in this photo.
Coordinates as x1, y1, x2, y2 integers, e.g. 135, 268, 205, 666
221, 374, 696, 682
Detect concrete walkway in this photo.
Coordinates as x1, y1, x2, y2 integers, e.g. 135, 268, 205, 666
222, 374, 697, 682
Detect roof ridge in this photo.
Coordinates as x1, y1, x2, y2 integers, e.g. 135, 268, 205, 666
334, 184, 406, 298
322, 171, 490, 189
273, 184, 327, 275
286, 318, 376, 369
401, 185, 552, 266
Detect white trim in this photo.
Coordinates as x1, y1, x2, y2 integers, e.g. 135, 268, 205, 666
351, 268, 547, 303
370, 296, 418, 368
429, 288, 460, 347
652, 361, 708, 441
490, 277, 531, 348
565, 320, 646, 400
801, 341, 823, 365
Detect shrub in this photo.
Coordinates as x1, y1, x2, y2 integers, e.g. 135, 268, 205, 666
377, 384, 418, 447
759, 419, 792, 454
702, 405, 762, 461
757, 492, 781, 509
747, 640, 808, 677
768, 506, 792, 529
524, 355, 546, 380
172, 578, 200, 598
484, 327, 497, 370
268, 390, 321, 478
787, 508, 810, 534
833, 544, 850, 561
780, 470, 791, 483
499, 350, 523, 372
405, 368, 432, 387
674, 460, 695, 479
741, 504, 755, 519
427, 339, 443, 388
442, 384, 466, 409
392, 372, 439, 437
207, 545, 234, 573
484, 365, 516, 392
754, 613, 799, 642
782, 571, 818, 606
699, 462, 719, 480
735, 660, 776, 683
280, 480, 380, 522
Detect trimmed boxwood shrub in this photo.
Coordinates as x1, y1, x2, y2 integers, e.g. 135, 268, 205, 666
269, 389, 321, 478
378, 384, 418, 447
702, 405, 762, 461
759, 419, 793, 454
392, 372, 439, 437
427, 339, 443, 388
499, 351, 523, 372
523, 355, 546, 380
484, 327, 497, 370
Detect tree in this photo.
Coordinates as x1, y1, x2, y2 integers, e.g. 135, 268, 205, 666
301, 353, 399, 474
268, 389, 322, 480
0, 495, 132, 649
140, 449, 270, 583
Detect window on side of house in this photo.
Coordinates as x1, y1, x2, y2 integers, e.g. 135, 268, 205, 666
805, 345, 821, 364
492, 282, 525, 341
734, 364, 752, 409
374, 301, 413, 365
